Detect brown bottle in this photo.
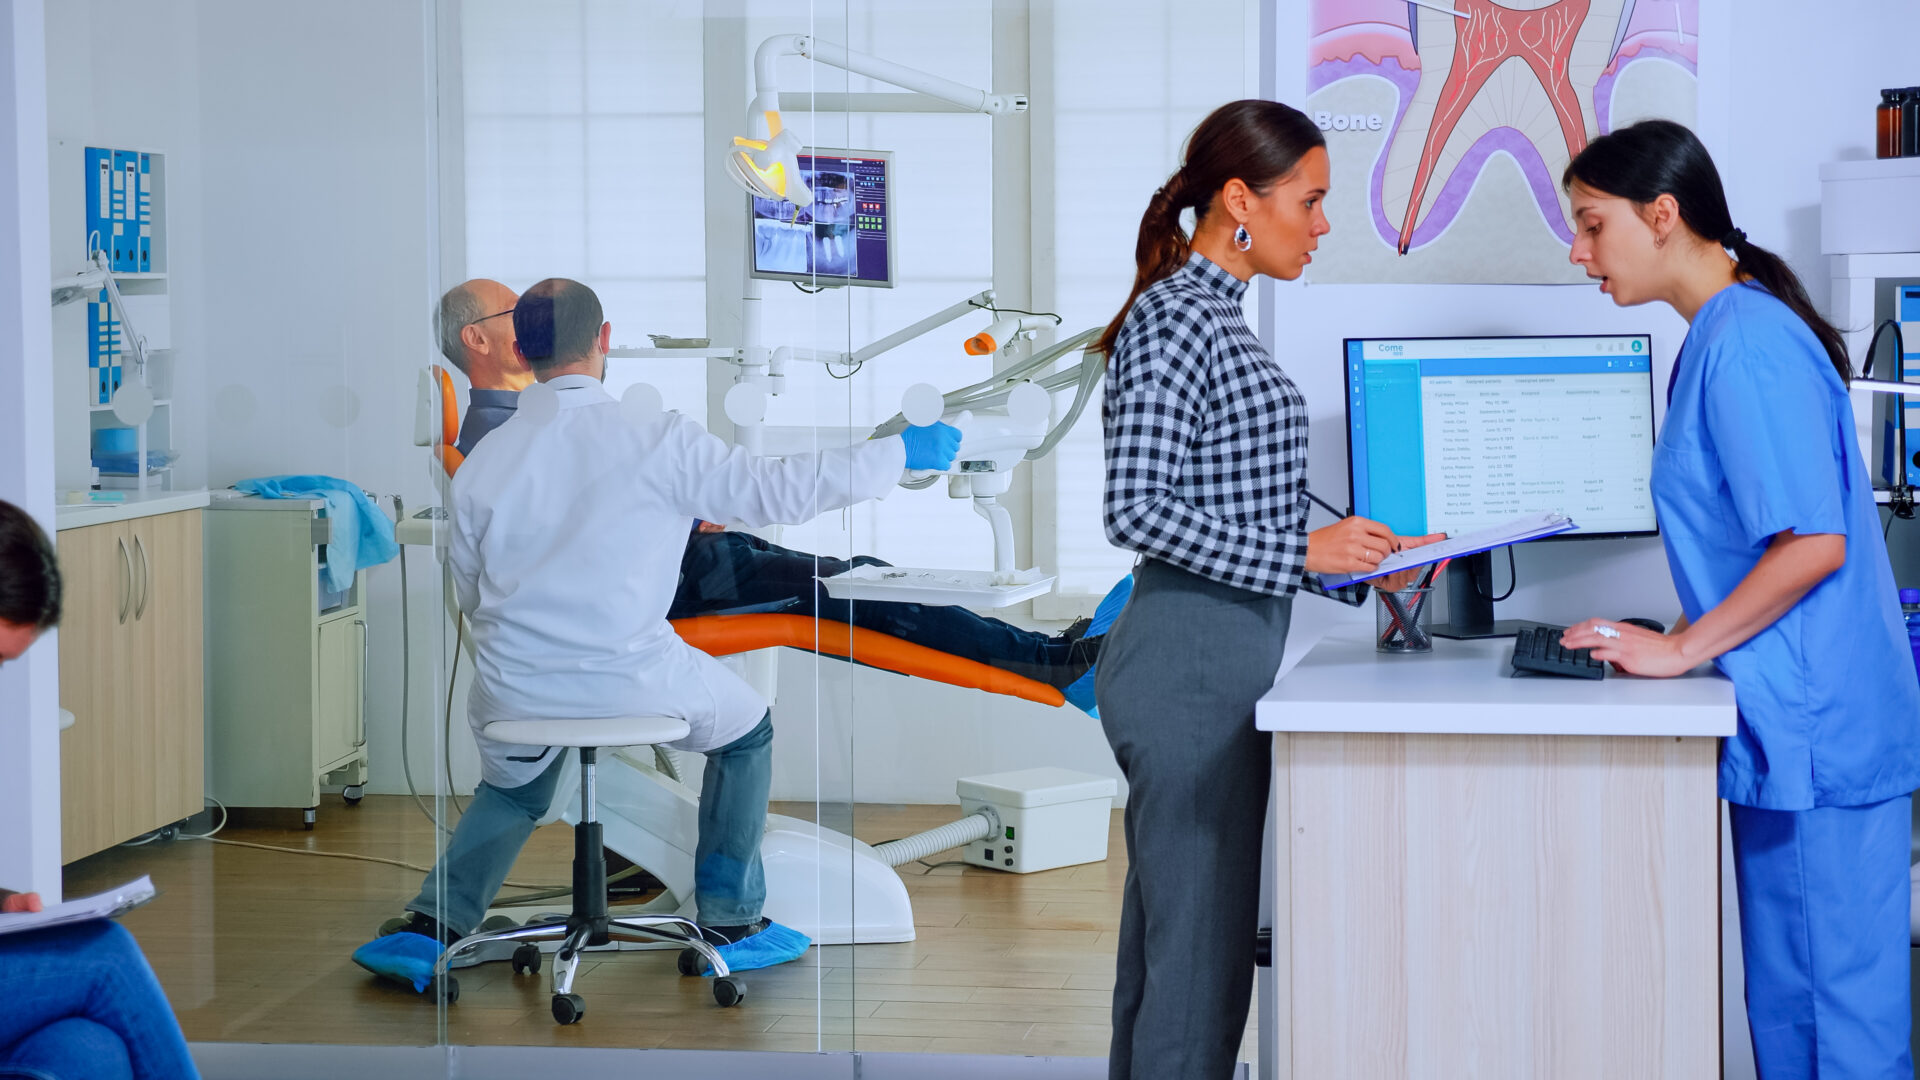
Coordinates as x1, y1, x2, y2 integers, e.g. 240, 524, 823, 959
1880, 89, 1904, 159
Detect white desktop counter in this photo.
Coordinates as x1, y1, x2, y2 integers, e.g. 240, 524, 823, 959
1254, 626, 1737, 1080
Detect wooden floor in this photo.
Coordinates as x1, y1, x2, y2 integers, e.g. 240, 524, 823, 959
64, 797, 1258, 1059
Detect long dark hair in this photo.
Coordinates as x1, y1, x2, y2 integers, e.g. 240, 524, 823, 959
0, 500, 60, 630
1563, 119, 1850, 385
1097, 100, 1326, 359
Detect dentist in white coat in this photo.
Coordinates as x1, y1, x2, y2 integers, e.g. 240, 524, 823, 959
356, 277, 961, 988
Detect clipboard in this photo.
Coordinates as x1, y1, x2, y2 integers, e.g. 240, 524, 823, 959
1320, 511, 1577, 589
0, 875, 155, 939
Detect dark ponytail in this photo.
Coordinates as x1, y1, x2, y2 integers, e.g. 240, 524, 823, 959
1097, 100, 1326, 360
1563, 119, 1850, 385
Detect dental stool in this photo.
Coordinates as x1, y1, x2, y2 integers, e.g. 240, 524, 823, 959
433, 716, 744, 1024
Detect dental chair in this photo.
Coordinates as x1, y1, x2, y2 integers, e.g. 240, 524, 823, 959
403, 365, 1097, 956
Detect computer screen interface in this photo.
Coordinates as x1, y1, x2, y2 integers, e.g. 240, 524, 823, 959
1344, 334, 1657, 540
749, 148, 893, 288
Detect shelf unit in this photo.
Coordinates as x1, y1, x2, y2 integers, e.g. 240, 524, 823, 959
54, 138, 173, 493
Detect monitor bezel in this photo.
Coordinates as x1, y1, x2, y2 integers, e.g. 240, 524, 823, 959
1340, 332, 1660, 543
747, 146, 895, 290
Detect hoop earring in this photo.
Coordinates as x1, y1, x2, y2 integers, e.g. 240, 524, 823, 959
1233, 224, 1252, 252
1654, 233, 1667, 249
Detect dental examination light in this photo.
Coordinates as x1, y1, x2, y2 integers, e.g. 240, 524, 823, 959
52, 251, 154, 426
963, 314, 1058, 356
723, 34, 1027, 207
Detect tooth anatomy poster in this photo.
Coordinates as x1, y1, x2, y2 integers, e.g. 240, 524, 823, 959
1304, 0, 1697, 284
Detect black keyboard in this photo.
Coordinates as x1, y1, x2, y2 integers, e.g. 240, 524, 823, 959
1509, 623, 1606, 680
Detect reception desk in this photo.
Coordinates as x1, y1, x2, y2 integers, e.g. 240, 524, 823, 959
1254, 626, 1738, 1080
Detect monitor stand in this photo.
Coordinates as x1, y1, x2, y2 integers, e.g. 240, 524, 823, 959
1429, 552, 1527, 640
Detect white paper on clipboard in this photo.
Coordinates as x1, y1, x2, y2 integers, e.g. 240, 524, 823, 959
0, 875, 155, 939
1319, 511, 1577, 589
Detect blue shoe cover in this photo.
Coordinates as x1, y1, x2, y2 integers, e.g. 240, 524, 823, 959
704, 920, 811, 975
352, 931, 443, 993
1061, 574, 1132, 717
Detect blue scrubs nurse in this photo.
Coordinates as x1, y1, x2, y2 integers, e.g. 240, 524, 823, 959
1558, 120, 1920, 1079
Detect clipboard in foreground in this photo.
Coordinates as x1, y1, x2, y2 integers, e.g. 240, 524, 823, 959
0, 875, 155, 939
1319, 511, 1577, 589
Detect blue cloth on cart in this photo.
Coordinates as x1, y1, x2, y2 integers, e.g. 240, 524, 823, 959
1063, 574, 1133, 716
701, 921, 811, 975
235, 475, 399, 593
350, 931, 442, 993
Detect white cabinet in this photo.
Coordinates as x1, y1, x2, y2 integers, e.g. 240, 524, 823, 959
203, 494, 369, 828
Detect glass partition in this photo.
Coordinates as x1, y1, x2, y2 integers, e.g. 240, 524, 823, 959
39, 0, 1260, 1072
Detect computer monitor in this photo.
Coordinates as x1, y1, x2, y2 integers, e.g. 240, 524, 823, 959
748, 148, 894, 289
1343, 333, 1657, 636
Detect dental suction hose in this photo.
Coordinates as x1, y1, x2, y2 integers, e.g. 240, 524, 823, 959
871, 807, 1001, 868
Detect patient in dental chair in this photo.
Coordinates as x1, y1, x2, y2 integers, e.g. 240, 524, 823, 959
435, 277, 1108, 706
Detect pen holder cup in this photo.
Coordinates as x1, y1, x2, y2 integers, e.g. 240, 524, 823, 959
1375, 586, 1435, 653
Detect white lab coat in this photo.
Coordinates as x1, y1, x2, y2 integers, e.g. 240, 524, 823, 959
449, 373, 907, 789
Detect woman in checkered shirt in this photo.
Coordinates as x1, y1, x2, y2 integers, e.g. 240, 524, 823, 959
1090, 100, 1440, 1080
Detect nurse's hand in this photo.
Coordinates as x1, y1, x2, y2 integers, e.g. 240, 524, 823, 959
1560, 618, 1694, 678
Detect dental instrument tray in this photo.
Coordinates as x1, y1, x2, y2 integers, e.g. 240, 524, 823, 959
817, 565, 1056, 608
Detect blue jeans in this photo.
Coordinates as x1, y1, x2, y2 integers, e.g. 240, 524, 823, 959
0, 921, 199, 1080
670, 532, 1077, 677
408, 712, 775, 934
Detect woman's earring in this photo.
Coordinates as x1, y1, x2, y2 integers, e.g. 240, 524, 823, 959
1654, 233, 1667, 249
1233, 224, 1253, 252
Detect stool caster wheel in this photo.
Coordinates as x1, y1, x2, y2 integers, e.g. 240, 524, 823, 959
512, 945, 541, 975
479, 915, 518, 933
430, 974, 459, 1005
552, 992, 585, 1025
713, 976, 745, 1007
342, 785, 364, 806
676, 948, 704, 977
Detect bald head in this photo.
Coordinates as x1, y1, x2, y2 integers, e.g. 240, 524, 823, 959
433, 278, 528, 390
513, 278, 610, 381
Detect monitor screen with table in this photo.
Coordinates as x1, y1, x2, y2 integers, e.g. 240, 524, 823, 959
1343, 333, 1658, 636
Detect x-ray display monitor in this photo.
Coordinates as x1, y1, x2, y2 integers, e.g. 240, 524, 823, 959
749, 148, 893, 289
1344, 334, 1658, 540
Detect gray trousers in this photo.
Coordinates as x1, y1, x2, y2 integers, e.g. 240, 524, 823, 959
1095, 558, 1291, 1080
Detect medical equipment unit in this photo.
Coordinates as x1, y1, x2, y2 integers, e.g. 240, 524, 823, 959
391, 35, 1123, 952
1343, 333, 1660, 638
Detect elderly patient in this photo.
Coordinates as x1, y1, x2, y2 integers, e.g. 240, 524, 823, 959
354, 277, 964, 991
0, 499, 201, 1080
433, 277, 1107, 703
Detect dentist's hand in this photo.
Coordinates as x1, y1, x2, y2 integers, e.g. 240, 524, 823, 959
900, 422, 963, 472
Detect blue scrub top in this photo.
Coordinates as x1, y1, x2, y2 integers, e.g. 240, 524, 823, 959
1655, 282, 1920, 810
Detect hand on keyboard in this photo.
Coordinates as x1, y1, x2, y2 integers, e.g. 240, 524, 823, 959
1560, 617, 1693, 678
1508, 623, 1605, 680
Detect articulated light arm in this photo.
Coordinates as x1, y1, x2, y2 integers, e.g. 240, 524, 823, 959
726, 34, 1027, 207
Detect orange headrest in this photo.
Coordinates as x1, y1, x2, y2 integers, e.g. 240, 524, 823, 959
436, 367, 460, 449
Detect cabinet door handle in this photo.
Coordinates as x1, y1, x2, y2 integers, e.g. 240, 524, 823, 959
352, 619, 368, 749
133, 533, 150, 620
116, 537, 131, 625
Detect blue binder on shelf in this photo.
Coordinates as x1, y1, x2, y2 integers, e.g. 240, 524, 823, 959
114, 151, 137, 271
87, 288, 121, 404
83, 147, 113, 262
136, 153, 152, 272
1899, 287, 1920, 488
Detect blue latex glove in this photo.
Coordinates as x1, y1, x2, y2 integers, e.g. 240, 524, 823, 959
899, 422, 962, 471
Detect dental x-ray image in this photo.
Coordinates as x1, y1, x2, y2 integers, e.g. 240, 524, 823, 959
754, 169, 856, 277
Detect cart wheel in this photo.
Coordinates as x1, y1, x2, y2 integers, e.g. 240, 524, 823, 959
713, 977, 745, 1007
430, 974, 459, 1005
676, 948, 705, 977
342, 785, 364, 806
512, 944, 541, 975
302, 807, 316, 830
552, 992, 585, 1025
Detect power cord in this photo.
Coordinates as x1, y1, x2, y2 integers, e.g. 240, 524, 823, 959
1470, 546, 1517, 603
1864, 318, 1905, 380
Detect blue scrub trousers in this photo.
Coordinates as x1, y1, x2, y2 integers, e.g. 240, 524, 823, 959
1730, 794, 1914, 1080
407, 712, 775, 935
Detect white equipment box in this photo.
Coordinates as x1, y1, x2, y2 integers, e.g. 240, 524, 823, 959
957, 767, 1118, 873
